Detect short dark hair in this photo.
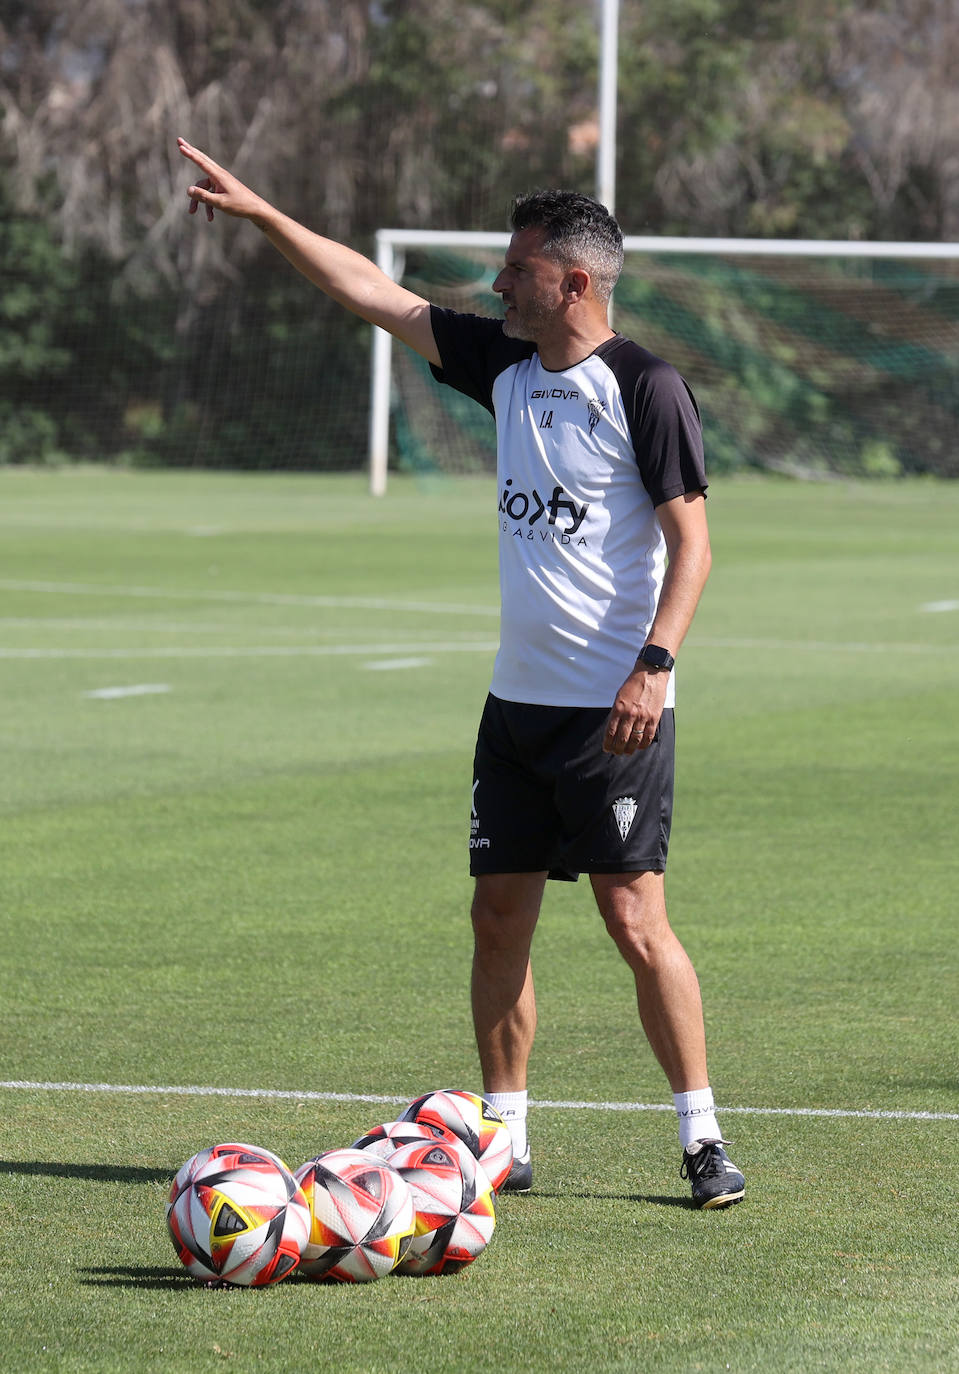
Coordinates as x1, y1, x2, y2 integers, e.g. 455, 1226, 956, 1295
509, 189, 624, 304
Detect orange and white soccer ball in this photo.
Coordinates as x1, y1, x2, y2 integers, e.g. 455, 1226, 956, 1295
166, 1143, 310, 1287
400, 1089, 514, 1193
294, 1147, 416, 1283
389, 1135, 496, 1277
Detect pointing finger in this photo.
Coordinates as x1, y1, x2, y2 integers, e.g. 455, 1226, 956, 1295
177, 138, 228, 185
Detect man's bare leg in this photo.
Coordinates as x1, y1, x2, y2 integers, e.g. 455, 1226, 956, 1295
470, 871, 547, 1091
590, 869, 709, 1092
471, 872, 546, 1191
590, 870, 745, 1207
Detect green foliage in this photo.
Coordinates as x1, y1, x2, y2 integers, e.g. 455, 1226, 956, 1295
132, 273, 373, 471
1, 1, 957, 471
0, 167, 375, 469
0, 402, 65, 465
0, 195, 75, 461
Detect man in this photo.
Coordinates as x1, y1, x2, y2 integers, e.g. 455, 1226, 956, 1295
178, 138, 745, 1209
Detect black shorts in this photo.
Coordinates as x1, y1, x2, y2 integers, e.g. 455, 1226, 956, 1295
469, 694, 674, 882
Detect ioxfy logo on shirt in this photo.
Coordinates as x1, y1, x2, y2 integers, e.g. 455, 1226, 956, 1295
499, 479, 589, 537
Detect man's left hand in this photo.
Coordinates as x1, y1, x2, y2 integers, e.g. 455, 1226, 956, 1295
603, 667, 669, 754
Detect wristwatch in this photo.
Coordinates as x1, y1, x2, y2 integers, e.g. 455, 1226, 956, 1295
638, 643, 675, 672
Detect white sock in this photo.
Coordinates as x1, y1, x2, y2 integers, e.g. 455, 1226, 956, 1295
486, 1090, 528, 1159
673, 1087, 721, 1150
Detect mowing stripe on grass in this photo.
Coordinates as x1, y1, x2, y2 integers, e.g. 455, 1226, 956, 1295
2, 1080, 955, 1122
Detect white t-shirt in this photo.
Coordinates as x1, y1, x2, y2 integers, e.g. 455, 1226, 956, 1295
430, 310, 708, 709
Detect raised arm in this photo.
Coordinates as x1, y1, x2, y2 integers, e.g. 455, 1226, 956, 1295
177, 138, 440, 366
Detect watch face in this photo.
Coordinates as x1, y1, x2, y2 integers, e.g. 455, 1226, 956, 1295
642, 645, 673, 670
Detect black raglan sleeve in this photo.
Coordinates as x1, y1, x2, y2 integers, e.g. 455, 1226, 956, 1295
429, 306, 534, 414
630, 359, 708, 506
599, 337, 707, 506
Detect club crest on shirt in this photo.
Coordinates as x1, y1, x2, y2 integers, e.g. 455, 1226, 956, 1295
587, 398, 606, 435
612, 796, 638, 841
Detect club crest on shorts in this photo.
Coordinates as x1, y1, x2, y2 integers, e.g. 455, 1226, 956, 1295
612, 796, 638, 841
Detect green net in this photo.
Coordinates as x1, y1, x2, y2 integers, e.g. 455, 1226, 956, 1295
395, 246, 959, 479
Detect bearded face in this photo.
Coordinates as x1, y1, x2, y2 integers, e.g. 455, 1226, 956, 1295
493, 228, 568, 344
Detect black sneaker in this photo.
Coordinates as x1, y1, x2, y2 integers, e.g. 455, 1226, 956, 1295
499, 1150, 533, 1194
680, 1139, 745, 1209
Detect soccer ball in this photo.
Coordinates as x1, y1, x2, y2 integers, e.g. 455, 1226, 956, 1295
167, 1142, 292, 1208
389, 1135, 496, 1277
166, 1144, 310, 1287
294, 1148, 416, 1283
400, 1089, 514, 1193
350, 1119, 459, 1161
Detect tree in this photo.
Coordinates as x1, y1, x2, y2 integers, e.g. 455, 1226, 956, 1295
614, 0, 959, 241
0, 1, 955, 469
0, 184, 77, 462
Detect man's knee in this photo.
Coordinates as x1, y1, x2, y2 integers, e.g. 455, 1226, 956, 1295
471, 874, 545, 950
591, 871, 672, 963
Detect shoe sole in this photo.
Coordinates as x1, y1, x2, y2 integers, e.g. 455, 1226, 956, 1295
699, 1189, 745, 1210
499, 1172, 533, 1195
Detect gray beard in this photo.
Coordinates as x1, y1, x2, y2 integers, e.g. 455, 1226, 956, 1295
502, 316, 533, 341
501, 302, 556, 343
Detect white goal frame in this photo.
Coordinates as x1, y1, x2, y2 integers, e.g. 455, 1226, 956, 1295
368, 231, 959, 494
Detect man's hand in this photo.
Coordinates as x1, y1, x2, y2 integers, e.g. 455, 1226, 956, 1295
176, 137, 440, 364
603, 666, 669, 755
178, 138, 269, 225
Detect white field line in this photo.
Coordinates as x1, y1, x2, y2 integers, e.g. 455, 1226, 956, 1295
2, 578, 956, 624
0, 579, 500, 618
364, 657, 432, 671
0, 618, 275, 633
83, 684, 172, 700
0, 619, 442, 639
2, 581, 954, 661
0, 642, 499, 660
690, 636, 957, 655
2, 636, 956, 662
1, 1080, 955, 1122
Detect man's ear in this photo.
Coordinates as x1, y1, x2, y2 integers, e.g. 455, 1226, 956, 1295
563, 268, 590, 302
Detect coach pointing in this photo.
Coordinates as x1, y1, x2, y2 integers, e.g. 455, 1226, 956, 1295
178, 137, 745, 1209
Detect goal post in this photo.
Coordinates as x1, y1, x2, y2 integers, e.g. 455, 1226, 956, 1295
368, 231, 959, 493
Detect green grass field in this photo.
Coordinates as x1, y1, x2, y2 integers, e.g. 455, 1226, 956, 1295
1, 467, 957, 1372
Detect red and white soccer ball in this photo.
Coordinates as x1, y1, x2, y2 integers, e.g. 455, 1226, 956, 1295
166, 1143, 311, 1287
389, 1135, 497, 1277
400, 1089, 514, 1193
293, 1148, 416, 1283
350, 1119, 459, 1161
167, 1141, 289, 1205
